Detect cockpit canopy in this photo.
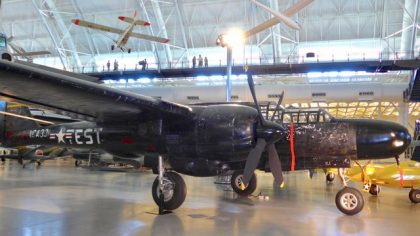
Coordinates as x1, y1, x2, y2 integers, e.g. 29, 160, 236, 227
259, 102, 334, 124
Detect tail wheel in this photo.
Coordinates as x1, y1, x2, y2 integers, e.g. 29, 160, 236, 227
326, 172, 335, 182
111, 45, 115, 50
128, 49, 132, 54
409, 189, 420, 203
152, 172, 187, 210
369, 184, 381, 196
230, 169, 257, 196
335, 187, 364, 215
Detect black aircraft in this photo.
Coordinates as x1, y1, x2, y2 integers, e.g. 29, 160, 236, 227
0, 60, 413, 215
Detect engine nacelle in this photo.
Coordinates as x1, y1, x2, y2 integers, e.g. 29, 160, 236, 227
196, 104, 258, 160
166, 104, 259, 176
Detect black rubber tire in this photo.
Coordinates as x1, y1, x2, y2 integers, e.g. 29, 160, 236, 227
409, 189, 420, 203
326, 172, 335, 182
369, 184, 381, 196
75, 160, 80, 167
335, 187, 364, 215
230, 170, 257, 196
128, 49, 131, 54
111, 45, 115, 50
152, 172, 187, 211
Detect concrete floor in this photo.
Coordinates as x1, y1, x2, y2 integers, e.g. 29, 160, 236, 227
0, 160, 419, 236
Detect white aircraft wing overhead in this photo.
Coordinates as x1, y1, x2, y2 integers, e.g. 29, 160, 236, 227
251, 0, 301, 30
130, 32, 170, 44
245, 0, 313, 38
72, 19, 124, 35
15, 51, 51, 57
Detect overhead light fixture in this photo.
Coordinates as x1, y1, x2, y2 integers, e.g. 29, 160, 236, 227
216, 28, 245, 48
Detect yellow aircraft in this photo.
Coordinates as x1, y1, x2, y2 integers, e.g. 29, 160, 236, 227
325, 160, 420, 204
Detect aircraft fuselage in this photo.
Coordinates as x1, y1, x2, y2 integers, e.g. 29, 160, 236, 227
2, 104, 411, 177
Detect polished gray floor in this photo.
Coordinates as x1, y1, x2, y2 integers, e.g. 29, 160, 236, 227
0, 160, 419, 236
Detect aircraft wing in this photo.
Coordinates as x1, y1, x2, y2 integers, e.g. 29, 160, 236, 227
244, 0, 313, 38
0, 60, 192, 122
72, 19, 125, 35
12, 51, 51, 57
130, 32, 170, 44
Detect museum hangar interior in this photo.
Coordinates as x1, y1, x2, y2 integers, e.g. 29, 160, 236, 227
0, 0, 419, 235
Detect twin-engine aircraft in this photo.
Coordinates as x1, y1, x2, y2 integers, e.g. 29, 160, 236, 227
72, 11, 169, 53
0, 59, 414, 215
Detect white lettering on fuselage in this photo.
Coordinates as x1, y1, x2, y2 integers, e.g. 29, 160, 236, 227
42, 128, 103, 145
29, 129, 51, 139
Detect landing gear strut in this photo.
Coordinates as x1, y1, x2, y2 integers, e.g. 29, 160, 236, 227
335, 168, 364, 215
151, 155, 187, 214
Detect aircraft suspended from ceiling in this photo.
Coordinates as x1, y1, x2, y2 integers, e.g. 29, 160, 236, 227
217, 0, 313, 46
7, 36, 51, 61
71, 11, 169, 54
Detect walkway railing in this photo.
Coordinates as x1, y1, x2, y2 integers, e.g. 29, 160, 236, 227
74, 50, 419, 74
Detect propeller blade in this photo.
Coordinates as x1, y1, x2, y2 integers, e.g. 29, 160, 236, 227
242, 138, 267, 187
270, 91, 284, 121
247, 72, 265, 125
267, 143, 284, 187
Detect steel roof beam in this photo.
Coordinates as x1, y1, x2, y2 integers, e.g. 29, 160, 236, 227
32, 0, 82, 71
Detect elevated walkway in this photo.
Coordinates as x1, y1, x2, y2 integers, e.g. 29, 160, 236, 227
86, 59, 420, 80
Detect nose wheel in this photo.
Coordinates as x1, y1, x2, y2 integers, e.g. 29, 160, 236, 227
335, 168, 364, 215
335, 187, 364, 215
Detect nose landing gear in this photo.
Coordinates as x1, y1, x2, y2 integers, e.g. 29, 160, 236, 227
335, 168, 365, 215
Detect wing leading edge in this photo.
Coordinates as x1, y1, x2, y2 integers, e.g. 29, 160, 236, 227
245, 0, 313, 38
0, 60, 192, 122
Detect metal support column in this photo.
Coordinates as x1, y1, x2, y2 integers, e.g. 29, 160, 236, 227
226, 47, 233, 102
269, 0, 282, 62
399, 102, 410, 129
137, 0, 163, 70
400, 0, 419, 58
150, 0, 173, 67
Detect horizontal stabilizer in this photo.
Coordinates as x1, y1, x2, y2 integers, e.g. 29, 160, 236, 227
118, 16, 150, 26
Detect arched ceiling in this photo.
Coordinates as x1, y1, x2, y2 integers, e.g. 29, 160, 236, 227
1, 0, 418, 69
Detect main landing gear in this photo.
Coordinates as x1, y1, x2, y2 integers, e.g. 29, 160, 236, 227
152, 156, 186, 215
335, 168, 364, 215
230, 170, 257, 196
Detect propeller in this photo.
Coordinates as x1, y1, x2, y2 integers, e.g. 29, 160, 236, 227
241, 72, 287, 189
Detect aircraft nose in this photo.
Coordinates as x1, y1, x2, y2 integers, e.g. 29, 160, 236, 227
354, 120, 411, 159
